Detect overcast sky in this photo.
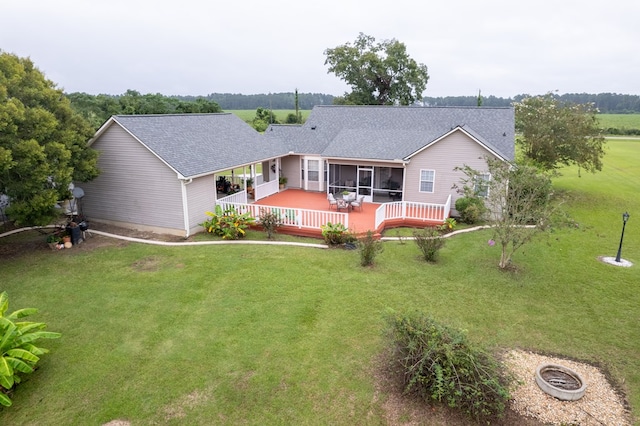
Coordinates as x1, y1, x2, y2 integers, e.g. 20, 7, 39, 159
2, 0, 639, 99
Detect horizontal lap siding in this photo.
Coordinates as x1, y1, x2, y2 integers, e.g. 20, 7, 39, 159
185, 175, 216, 234
81, 125, 184, 231
405, 132, 498, 206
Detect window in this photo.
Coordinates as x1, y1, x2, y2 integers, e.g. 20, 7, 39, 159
419, 169, 435, 193
308, 160, 319, 181
474, 173, 491, 197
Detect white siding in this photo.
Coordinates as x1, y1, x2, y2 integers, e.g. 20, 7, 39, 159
81, 124, 185, 233
405, 131, 498, 206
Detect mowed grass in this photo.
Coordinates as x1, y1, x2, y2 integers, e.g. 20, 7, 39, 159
1, 139, 640, 424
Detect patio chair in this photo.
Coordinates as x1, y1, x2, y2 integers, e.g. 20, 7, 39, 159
328, 193, 337, 210
351, 196, 364, 212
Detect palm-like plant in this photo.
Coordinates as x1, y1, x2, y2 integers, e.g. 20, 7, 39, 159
0, 292, 61, 407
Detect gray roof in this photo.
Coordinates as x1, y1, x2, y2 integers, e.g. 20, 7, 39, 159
110, 114, 288, 178
267, 105, 515, 161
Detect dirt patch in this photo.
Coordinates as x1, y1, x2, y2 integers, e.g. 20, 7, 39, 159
0, 221, 194, 259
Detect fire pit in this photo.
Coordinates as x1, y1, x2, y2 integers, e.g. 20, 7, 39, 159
535, 363, 587, 401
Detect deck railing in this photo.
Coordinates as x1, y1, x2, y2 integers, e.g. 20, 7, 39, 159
217, 194, 450, 234
217, 201, 349, 230
374, 194, 451, 230
254, 180, 279, 201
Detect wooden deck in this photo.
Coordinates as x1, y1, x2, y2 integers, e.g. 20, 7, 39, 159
254, 189, 378, 235
252, 189, 447, 237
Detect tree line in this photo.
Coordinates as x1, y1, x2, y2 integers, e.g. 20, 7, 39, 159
424, 93, 640, 113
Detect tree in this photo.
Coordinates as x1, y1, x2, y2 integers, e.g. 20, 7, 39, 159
251, 107, 278, 132
515, 93, 606, 174
456, 158, 555, 269
0, 52, 99, 226
324, 33, 429, 105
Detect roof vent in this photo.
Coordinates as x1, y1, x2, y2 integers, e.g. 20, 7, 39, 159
311, 125, 317, 130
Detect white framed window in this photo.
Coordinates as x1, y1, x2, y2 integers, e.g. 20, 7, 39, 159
419, 169, 435, 193
474, 173, 491, 197
308, 159, 320, 182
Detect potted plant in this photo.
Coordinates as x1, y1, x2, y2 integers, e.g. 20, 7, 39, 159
279, 176, 287, 189
245, 178, 254, 189
46, 233, 60, 250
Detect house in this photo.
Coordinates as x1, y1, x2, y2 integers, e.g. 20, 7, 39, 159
79, 106, 514, 237
80, 113, 288, 236
265, 105, 514, 206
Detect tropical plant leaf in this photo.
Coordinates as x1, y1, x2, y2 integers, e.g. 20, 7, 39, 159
0, 292, 8, 317
0, 323, 17, 352
0, 391, 12, 407
22, 343, 48, 356
0, 357, 12, 377
14, 331, 61, 346
6, 348, 39, 363
5, 357, 34, 374
7, 308, 38, 320
0, 373, 14, 390
15, 321, 46, 333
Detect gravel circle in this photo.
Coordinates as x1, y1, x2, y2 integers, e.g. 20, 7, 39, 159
504, 349, 631, 425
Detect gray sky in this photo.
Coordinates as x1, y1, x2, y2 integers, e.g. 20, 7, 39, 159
2, 0, 639, 98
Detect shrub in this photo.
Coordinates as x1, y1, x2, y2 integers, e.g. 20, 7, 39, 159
201, 205, 255, 240
0, 292, 61, 407
454, 196, 485, 224
320, 222, 353, 246
413, 228, 445, 262
385, 311, 510, 421
258, 208, 283, 240
439, 217, 457, 233
358, 231, 383, 266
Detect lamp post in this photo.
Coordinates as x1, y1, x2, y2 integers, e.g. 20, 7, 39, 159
615, 212, 630, 263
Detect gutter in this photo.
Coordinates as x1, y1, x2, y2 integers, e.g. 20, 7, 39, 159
181, 178, 193, 238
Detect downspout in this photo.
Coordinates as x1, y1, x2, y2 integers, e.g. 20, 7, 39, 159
181, 178, 193, 238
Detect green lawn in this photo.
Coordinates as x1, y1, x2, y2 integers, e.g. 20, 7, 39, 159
1, 139, 639, 425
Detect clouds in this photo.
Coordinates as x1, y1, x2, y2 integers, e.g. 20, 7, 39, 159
2, 0, 639, 98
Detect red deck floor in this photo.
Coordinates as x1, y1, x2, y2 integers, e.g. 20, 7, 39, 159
253, 189, 378, 234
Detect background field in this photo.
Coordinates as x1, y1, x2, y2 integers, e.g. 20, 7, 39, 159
597, 113, 640, 132
226, 109, 311, 123
227, 109, 640, 135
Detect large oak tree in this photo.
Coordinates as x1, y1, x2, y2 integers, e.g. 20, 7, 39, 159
324, 33, 429, 106
0, 52, 99, 226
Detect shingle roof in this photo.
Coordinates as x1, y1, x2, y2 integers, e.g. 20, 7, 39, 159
111, 114, 288, 178
267, 105, 515, 161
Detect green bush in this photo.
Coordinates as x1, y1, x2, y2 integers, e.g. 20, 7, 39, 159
320, 222, 353, 246
258, 208, 283, 240
358, 231, 383, 266
385, 311, 510, 421
454, 196, 485, 224
201, 205, 255, 240
413, 228, 445, 262
0, 292, 61, 407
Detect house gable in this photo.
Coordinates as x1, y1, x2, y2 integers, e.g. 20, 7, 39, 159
403, 130, 498, 205
404, 126, 509, 162
81, 123, 185, 232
